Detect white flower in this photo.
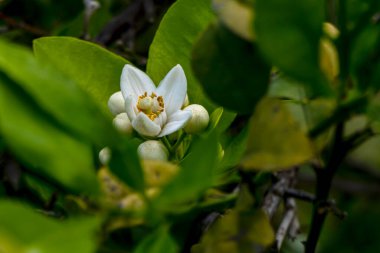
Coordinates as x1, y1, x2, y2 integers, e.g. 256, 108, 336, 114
121, 64, 192, 137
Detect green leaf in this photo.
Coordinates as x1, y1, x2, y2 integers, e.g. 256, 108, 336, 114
0, 75, 99, 194
255, 0, 330, 96
192, 23, 270, 114
154, 132, 219, 208
33, 36, 129, 115
207, 107, 237, 134
350, 24, 380, 90
134, 226, 177, 253
241, 97, 314, 171
0, 39, 115, 147
0, 200, 100, 253
147, 0, 216, 111
108, 138, 145, 192
194, 209, 274, 253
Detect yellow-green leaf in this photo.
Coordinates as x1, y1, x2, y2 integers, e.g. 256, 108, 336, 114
194, 209, 274, 253
241, 98, 314, 171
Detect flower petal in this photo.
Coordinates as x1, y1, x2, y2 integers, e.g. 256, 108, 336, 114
158, 110, 192, 137
120, 64, 156, 99
153, 111, 167, 128
132, 113, 161, 137
125, 95, 138, 121
156, 64, 187, 116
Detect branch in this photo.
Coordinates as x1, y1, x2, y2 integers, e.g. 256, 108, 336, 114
262, 169, 297, 219
275, 198, 297, 250
0, 12, 48, 36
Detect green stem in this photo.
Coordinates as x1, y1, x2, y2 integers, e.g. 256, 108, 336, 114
162, 136, 172, 150
170, 132, 187, 154
305, 1, 350, 250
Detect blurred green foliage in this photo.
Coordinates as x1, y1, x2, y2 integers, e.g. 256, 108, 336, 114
0, 0, 380, 252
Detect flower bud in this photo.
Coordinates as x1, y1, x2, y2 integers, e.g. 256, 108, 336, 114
184, 104, 209, 134
113, 113, 133, 134
108, 91, 125, 116
323, 22, 339, 40
137, 140, 169, 161
99, 147, 111, 165
320, 38, 339, 82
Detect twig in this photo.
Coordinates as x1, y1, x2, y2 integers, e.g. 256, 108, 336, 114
284, 188, 315, 202
0, 12, 48, 36
288, 217, 301, 240
262, 169, 297, 219
83, 0, 101, 40
275, 198, 297, 250
94, 0, 147, 46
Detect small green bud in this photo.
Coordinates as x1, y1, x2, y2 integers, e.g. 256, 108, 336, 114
184, 104, 209, 134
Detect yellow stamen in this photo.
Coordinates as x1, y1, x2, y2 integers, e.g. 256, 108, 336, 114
136, 92, 165, 121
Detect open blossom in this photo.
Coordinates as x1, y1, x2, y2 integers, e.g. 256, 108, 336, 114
120, 64, 192, 137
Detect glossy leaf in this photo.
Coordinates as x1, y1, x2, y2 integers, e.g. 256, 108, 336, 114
0, 75, 99, 194
154, 132, 219, 208
147, 0, 216, 110
241, 98, 314, 171
33, 36, 129, 114
255, 0, 330, 96
192, 23, 271, 114
0, 200, 99, 253
0, 39, 115, 147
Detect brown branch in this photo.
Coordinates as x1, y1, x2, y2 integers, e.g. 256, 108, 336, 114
0, 12, 48, 36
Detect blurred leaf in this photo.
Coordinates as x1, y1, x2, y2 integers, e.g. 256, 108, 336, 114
350, 24, 380, 90
192, 23, 270, 114
255, 0, 330, 96
108, 138, 145, 193
33, 36, 129, 115
0, 39, 115, 147
134, 226, 177, 253
241, 98, 314, 171
268, 73, 306, 101
155, 132, 219, 208
0, 200, 99, 253
0, 76, 99, 194
280, 235, 306, 253
212, 0, 255, 41
147, 0, 216, 111
194, 209, 274, 253
218, 126, 249, 172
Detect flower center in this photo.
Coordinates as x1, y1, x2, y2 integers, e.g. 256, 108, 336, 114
137, 92, 164, 120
